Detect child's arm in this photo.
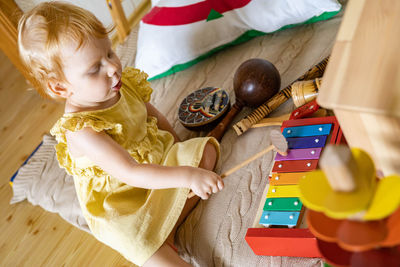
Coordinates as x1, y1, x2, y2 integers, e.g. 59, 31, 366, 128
145, 102, 180, 143
66, 128, 223, 199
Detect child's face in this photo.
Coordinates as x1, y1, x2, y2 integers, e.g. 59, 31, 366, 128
59, 37, 122, 108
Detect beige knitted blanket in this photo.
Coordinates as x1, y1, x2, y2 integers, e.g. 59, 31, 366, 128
11, 6, 344, 266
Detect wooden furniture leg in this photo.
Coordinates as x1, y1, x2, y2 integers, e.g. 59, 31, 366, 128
0, 0, 40, 91
106, 0, 130, 43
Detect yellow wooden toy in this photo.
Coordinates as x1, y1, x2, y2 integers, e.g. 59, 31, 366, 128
299, 147, 375, 219
299, 146, 400, 221
364, 175, 400, 220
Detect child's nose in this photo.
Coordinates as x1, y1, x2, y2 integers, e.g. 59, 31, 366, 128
106, 60, 119, 77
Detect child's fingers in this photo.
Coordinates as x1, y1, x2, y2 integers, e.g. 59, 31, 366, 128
196, 186, 209, 199
212, 185, 218, 193
200, 191, 209, 200
211, 178, 223, 193
195, 187, 218, 200
217, 179, 224, 191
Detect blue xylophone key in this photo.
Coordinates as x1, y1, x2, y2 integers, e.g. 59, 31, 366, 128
286, 135, 328, 149
259, 210, 300, 228
282, 124, 332, 138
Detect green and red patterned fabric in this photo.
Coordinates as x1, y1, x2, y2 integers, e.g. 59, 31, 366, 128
135, 0, 341, 80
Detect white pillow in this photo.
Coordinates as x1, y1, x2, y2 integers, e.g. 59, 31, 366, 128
135, 0, 341, 80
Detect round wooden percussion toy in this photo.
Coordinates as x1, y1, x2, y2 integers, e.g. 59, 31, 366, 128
207, 58, 281, 140
178, 87, 230, 130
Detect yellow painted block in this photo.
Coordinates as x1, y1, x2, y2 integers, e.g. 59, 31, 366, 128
267, 185, 300, 198
364, 175, 400, 220
298, 148, 376, 219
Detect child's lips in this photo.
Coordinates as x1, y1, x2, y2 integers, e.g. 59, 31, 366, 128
112, 80, 122, 91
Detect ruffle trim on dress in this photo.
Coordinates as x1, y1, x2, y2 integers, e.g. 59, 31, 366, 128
54, 142, 107, 179
122, 67, 153, 103
50, 115, 123, 144
50, 115, 122, 178
126, 116, 160, 164
50, 115, 162, 178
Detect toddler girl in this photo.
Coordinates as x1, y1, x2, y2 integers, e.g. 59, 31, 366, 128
18, 2, 223, 266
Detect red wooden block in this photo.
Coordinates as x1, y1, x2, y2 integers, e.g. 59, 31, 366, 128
351, 247, 400, 267
289, 99, 320, 120
317, 239, 352, 267
245, 228, 322, 257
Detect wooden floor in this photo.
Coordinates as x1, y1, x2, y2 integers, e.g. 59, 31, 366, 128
0, 51, 134, 265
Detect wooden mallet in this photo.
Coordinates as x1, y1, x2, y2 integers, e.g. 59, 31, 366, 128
187, 130, 288, 199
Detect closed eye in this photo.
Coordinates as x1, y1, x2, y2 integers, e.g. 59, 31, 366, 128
88, 63, 101, 75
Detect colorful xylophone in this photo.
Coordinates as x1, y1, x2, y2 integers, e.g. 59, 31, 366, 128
245, 115, 345, 257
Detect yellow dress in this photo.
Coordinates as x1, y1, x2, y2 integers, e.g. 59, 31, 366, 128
50, 67, 219, 266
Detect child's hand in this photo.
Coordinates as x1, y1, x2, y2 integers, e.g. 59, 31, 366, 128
186, 167, 224, 200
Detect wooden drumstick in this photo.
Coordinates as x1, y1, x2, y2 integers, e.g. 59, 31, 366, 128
187, 130, 288, 199
251, 113, 291, 128
251, 109, 328, 128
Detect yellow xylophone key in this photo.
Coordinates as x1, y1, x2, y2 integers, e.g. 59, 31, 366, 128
267, 185, 300, 198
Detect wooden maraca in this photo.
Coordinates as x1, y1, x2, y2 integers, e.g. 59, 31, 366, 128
207, 58, 281, 141
233, 78, 322, 135
233, 56, 330, 136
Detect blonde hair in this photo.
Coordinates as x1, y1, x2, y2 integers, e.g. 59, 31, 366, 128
18, 1, 111, 99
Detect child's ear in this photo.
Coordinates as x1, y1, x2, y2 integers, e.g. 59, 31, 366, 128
47, 79, 70, 98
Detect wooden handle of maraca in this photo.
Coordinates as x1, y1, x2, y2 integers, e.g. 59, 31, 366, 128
207, 102, 242, 142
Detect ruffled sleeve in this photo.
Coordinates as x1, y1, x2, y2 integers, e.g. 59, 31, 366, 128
50, 114, 122, 144
50, 115, 121, 177
121, 67, 153, 103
